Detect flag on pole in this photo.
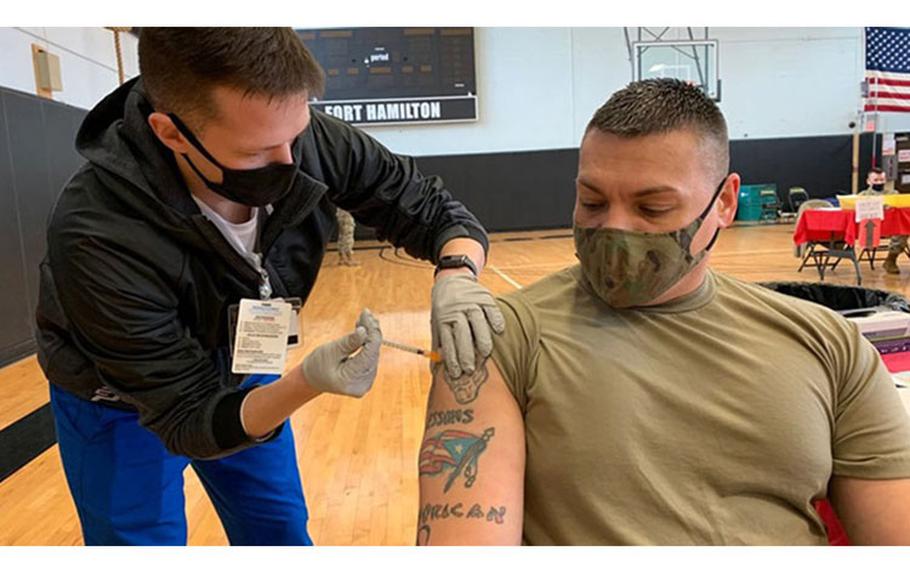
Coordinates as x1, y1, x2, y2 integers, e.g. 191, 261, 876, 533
865, 27, 910, 113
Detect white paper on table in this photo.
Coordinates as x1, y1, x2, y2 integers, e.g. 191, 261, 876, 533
855, 196, 885, 222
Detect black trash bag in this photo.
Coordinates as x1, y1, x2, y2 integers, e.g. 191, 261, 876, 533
758, 281, 910, 314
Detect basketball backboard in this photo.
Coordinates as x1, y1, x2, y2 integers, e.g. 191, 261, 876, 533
631, 39, 720, 101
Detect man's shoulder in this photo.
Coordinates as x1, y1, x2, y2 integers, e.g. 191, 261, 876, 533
496, 265, 582, 315
491, 265, 583, 351
48, 163, 185, 272
711, 272, 855, 332
306, 106, 360, 145
50, 163, 140, 234
49, 163, 107, 232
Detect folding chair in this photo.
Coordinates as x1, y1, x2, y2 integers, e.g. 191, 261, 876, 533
760, 188, 781, 222
787, 187, 809, 217
796, 200, 846, 273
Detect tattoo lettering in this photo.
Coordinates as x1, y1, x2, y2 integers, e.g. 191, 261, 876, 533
486, 506, 507, 525
419, 428, 495, 492
435, 358, 489, 404
416, 524, 431, 546
419, 502, 465, 523
420, 502, 508, 526
425, 408, 475, 429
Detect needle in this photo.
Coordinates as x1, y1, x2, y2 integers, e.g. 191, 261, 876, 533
381, 339, 442, 362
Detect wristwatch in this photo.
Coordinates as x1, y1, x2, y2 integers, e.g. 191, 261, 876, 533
434, 254, 479, 277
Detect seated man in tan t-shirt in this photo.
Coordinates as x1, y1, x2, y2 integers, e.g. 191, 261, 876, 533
416, 79, 910, 545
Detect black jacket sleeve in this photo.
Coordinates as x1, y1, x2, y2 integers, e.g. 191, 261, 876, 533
307, 110, 488, 262
48, 182, 275, 459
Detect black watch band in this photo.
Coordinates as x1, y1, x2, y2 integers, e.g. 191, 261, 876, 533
434, 254, 479, 277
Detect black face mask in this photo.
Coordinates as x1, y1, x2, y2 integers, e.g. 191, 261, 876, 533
168, 113, 299, 207
872, 183, 886, 192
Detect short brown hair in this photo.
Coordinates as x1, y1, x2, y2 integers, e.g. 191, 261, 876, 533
139, 27, 324, 127
586, 79, 729, 180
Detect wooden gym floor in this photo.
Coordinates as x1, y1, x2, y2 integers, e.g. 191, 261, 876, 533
2, 222, 909, 545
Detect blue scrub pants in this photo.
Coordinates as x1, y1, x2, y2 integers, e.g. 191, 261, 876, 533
49, 374, 312, 545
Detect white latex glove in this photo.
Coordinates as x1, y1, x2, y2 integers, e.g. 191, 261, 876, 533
431, 274, 506, 378
301, 308, 382, 398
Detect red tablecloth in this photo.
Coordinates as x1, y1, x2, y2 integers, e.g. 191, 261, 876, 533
793, 207, 910, 246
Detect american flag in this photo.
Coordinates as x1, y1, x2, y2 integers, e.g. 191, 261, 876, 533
418, 427, 494, 492
865, 27, 910, 113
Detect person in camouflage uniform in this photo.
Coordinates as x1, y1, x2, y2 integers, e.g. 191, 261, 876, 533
336, 207, 359, 266
858, 167, 906, 274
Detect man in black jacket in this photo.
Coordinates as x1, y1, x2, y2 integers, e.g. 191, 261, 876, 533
35, 28, 502, 545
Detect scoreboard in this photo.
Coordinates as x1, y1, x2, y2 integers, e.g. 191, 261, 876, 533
296, 27, 477, 126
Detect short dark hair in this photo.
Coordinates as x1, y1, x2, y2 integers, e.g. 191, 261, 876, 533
869, 167, 884, 175
139, 28, 324, 128
586, 78, 729, 180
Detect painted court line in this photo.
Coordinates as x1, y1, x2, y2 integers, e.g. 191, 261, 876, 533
488, 264, 524, 290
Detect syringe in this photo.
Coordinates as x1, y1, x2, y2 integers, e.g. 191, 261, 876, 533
381, 339, 443, 363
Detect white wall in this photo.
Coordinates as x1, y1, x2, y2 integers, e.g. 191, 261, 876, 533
0, 27, 139, 110
2, 26, 908, 155
360, 27, 910, 156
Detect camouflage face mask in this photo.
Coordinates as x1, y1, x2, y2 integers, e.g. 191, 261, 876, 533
574, 177, 727, 309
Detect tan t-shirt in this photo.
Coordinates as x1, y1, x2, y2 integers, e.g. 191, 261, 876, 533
858, 186, 898, 196
491, 265, 910, 545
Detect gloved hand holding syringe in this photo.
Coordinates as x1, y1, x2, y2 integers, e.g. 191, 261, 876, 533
326, 309, 442, 384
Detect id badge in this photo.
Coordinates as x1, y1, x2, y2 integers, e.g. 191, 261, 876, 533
228, 297, 303, 358
229, 299, 293, 375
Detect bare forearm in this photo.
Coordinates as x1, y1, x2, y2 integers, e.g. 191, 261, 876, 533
239, 365, 322, 438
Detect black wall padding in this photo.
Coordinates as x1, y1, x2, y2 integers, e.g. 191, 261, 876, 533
0, 87, 87, 366
729, 132, 881, 209
411, 132, 882, 233
417, 148, 580, 233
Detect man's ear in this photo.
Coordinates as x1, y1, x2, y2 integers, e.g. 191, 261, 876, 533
147, 112, 191, 154
715, 173, 741, 229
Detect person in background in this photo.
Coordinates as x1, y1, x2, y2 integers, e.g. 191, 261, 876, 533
859, 167, 905, 274
336, 208, 360, 266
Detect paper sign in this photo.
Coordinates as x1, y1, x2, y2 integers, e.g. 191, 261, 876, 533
899, 149, 910, 163
231, 299, 293, 375
855, 197, 885, 222
883, 134, 896, 157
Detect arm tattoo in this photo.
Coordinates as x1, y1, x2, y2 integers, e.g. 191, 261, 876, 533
435, 358, 489, 404
420, 502, 508, 525
425, 408, 475, 429
416, 524, 431, 545
419, 428, 495, 492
